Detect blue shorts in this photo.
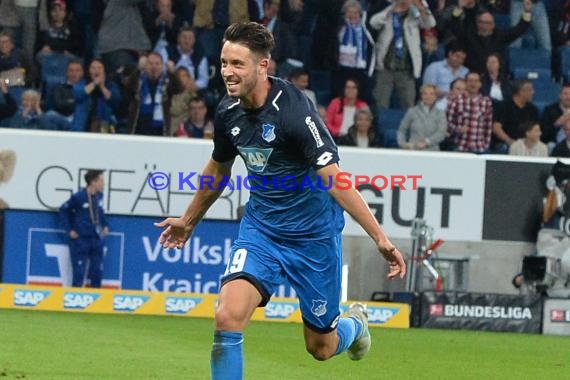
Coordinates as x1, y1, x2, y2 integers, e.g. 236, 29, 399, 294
220, 219, 343, 333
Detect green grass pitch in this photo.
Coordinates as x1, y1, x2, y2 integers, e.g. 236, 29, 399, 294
1, 309, 569, 379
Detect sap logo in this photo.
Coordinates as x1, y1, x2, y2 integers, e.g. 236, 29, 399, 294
63, 293, 100, 310
165, 297, 202, 314
237, 147, 273, 173
265, 302, 299, 319
14, 290, 51, 307
113, 295, 149, 312
367, 306, 400, 324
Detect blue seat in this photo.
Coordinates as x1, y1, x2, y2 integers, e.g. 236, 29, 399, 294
309, 70, 332, 94
8, 86, 27, 108
493, 13, 511, 29
508, 48, 551, 75
559, 46, 570, 80
40, 54, 71, 110
40, 54, 71, 84
376, 108, 406, 148
314, 90, 330, 107
512, 67, 551, 81
533, 81, 561, 105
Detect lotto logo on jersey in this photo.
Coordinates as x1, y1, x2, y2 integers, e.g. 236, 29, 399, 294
237, 147, 273, 173
367, 306, 400, 324
265, 301, 299, 319
113, 295, 150, 312
13, 289, 51, 307
63, 292, 100, 310
165, 296, 202, 314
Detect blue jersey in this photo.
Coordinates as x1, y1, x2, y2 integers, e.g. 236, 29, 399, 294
212, 77, 344, 240
59, 189, 108, 238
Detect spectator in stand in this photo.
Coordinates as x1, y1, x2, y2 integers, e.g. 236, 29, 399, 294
509, 121, 548, 156
36, 0, 83, 62
14, 0, 49, 75
96, 0, 151, 75
551, 0, 570, 49
422, 40, 468, 105
175, 96, 214, 138
447, 71, 493, 153
0, 32, 29, 84
338, 108, 381, 147
160, 27, 209, 93
480, 53, 511, 105
541, 84, 570, 152
334, 0, 375, 105
169, 66, 198, 137
436, 0, 486, 44
0, 80, 17, 125
71, 0, 106, 63
147, 0, 185, 53
438, 77, 467, 149
398, 84, 447, 150
492, 79, 539, 153
39, 59, 86, 131
260, 0, 301, 78
369, 0, 436, 109
326, 77, 369, 139
449, 1, 532, 73
510, 0, 551, 51
289, 68, 317, 107
126, 52, 181, 136
0, 1, 21, 46
83, 59, 121, 133
551, 119, 570, 157
9, 89, 42, 129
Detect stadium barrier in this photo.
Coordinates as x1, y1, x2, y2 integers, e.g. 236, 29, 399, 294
542, 298, 570, 335
0, 284, 410, 328
420, 292, 543, 334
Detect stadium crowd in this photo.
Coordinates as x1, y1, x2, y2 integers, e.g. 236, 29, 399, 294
1, 0, 570, 156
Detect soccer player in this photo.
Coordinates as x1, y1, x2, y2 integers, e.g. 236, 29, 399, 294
155, 22, 406, 380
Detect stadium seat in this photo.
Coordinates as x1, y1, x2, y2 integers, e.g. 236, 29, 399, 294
559, 46, 570, 80
493, 13, 511, 29
533, 81, 561, 105
512, 67, 551, 81
309, 70, 332, 94
314, 90, 331, 107
40, 54, 71, 110
40, 54, 70, 85
508, 48, 551, 75
8, 86, 27, 108
376, 108, 405, 148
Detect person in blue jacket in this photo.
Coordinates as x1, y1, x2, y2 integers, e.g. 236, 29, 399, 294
59, 169, 109, 288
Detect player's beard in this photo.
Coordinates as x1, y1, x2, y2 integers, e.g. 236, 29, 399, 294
226, 73, 257, 101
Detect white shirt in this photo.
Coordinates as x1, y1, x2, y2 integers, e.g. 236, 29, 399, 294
340, 105, 356, 136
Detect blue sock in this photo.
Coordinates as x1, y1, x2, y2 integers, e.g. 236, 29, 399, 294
211, 331, 244, 380
335, 317, 363, 355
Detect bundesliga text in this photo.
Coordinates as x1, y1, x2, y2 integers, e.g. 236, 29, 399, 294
147, 172, 422, 191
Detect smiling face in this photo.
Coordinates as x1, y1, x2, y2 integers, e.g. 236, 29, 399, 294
220, 41, 268, 103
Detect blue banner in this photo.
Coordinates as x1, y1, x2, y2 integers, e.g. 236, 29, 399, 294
2, 210, 247, 294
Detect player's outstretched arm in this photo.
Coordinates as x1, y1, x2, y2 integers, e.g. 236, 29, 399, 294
155, 158, 235, 249
317, 163, 406, 280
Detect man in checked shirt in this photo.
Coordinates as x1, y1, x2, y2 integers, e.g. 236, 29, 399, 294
446, 71, 493, 153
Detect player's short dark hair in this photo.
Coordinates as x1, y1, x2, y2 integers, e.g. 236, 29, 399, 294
84, 170, 104, 185
223, 22, 275, 59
